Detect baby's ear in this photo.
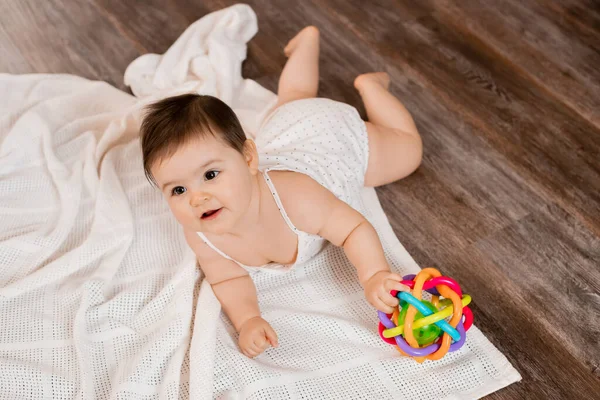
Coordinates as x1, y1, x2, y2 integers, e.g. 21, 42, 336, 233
243, 139, 259, 173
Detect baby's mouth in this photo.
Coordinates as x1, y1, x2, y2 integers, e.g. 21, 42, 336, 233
201, 208, 223, 219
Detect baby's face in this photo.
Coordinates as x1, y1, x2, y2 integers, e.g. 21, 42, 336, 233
151, 136, 257, 235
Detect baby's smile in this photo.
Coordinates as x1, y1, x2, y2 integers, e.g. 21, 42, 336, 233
201, 207, 223, 220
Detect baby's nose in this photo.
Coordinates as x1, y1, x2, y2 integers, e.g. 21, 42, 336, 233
190, 192, 210, 207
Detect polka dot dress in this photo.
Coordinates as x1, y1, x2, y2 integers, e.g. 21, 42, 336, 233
256, 97, 369, 207
198, 97, 370, 273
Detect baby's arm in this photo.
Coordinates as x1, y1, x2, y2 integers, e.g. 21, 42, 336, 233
276, 173, 406, 313
184, 230, 278, 357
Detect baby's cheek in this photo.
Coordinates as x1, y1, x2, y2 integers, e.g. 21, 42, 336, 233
170, 202, 194, 226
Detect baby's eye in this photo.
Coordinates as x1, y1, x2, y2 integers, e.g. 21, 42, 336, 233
171, 186, 186, 196
204, 170, 220, 181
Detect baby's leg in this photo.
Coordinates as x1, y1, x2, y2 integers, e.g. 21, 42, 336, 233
354, 73, 423, 187
275, 26, 320, 107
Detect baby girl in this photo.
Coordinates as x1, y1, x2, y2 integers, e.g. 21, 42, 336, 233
140, 26, 423, 358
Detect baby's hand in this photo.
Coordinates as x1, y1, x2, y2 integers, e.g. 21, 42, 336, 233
363, 270, 408, 313
238, 316, 279, 358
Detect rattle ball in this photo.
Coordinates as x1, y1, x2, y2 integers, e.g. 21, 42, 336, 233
398, 300, 441, 345
377, 267, 473, 363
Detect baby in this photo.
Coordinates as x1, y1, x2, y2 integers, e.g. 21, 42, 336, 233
140, 26, 423, 358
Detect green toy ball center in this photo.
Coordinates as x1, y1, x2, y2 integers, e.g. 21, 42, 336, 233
399, 300, 442, 346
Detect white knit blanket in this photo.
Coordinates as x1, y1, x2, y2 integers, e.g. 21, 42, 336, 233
0, 4, 521, 399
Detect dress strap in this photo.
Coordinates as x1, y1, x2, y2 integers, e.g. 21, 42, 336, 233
194, 170, 301, 270
196, 231, 235, 261
261, 169, 300, 234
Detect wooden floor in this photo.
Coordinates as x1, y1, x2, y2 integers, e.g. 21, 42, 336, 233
2, 0, 599, 398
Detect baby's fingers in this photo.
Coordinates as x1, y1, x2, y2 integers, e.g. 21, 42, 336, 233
244, 343, 264, 359
243, 348, 258, 358
384, 279, 407, 293
391, 281, 409, 292
386, 272, 404, 282
379, 291, 400, 309
372, 295, 395, 314
253, 336, 268, 351
264, 325, 279, 347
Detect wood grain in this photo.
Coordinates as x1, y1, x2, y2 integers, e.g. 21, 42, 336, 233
1, 0, 599, 398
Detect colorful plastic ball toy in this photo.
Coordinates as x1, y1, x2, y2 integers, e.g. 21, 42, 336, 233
377, 267, 473, 363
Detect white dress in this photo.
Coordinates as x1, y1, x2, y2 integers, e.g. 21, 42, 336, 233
197, 97, 370, 273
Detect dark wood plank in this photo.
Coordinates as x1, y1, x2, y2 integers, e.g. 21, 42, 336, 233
446, 233, 600, 399
474, 203, 600, 362
0, 0, 141, 89
459, 203, 600, 398
91, 0, 210, 56
435, 0, 600, 126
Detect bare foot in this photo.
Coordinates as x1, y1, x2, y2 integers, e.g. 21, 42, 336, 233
284, 26, 320, 57
354, 72, 391, 94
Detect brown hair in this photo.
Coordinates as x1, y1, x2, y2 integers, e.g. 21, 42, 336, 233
140, 93, 247, 187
